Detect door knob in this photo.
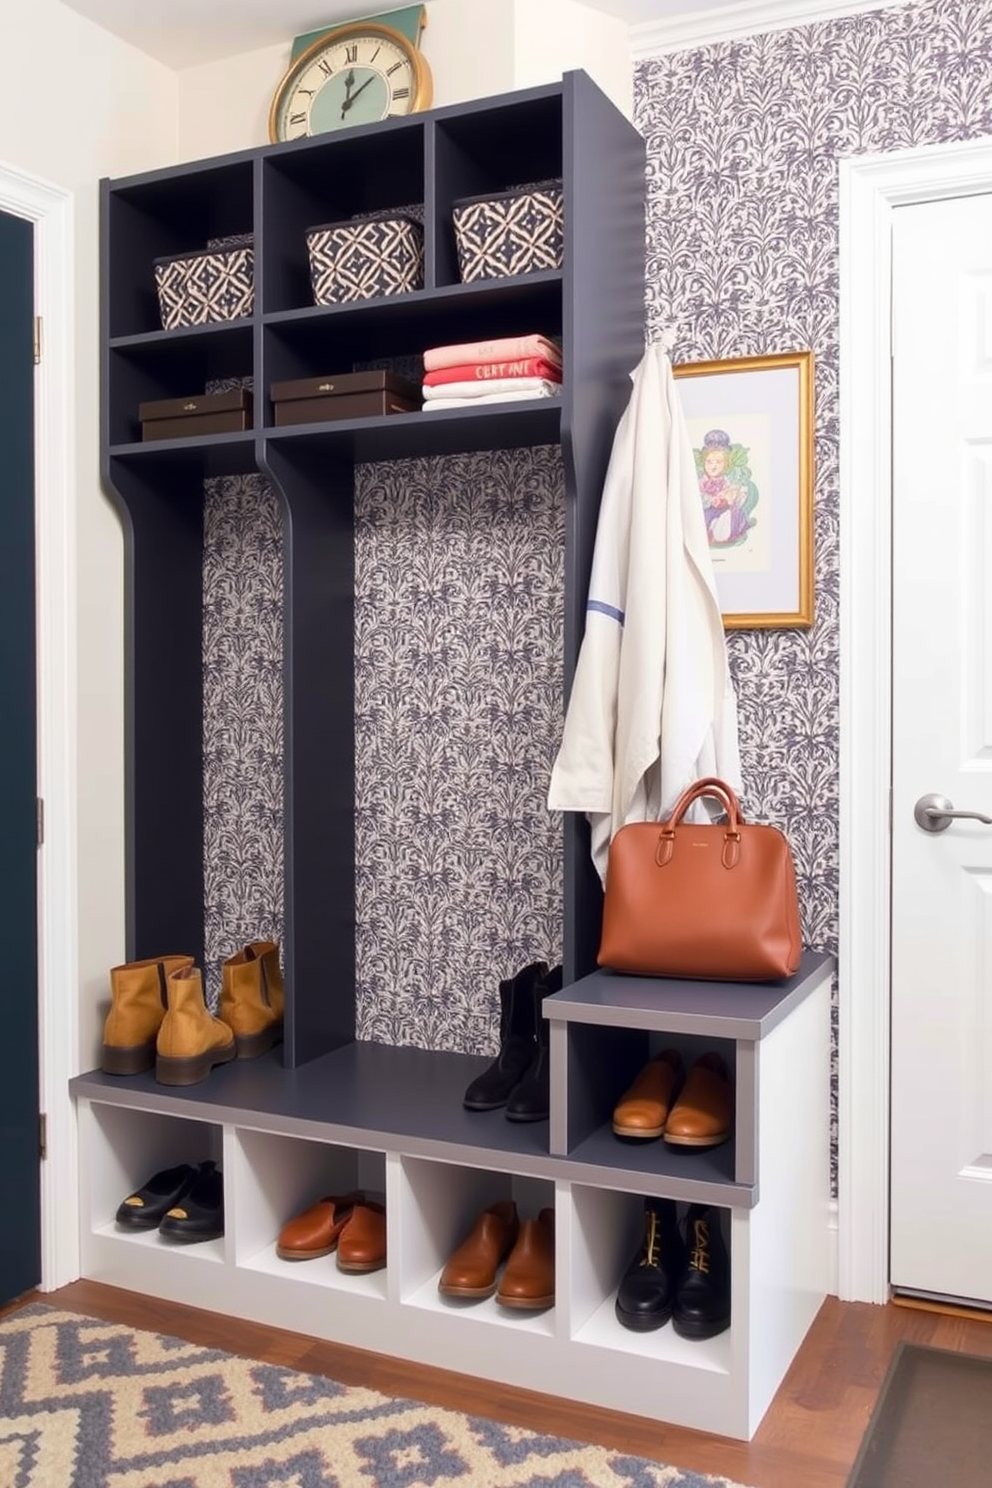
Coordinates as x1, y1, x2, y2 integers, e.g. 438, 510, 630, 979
914, 792, 992, 833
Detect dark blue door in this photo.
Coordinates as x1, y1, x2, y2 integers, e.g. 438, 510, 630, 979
0, 208, 40, 1305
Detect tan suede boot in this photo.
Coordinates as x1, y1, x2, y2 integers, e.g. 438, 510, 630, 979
220, 940, 284, 1059
100, 954, 194, 1075
155, 966, 236, 1087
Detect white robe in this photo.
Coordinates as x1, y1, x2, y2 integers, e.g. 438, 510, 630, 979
547, 342, 742, 883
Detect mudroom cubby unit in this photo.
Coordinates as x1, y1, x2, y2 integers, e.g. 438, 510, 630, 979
78, 67, 834, 1441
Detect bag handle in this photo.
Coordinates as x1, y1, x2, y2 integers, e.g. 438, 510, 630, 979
667, 776, 744, 828
656, 777, 744, 870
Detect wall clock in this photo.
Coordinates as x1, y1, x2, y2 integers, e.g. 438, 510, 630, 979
269, 9, 433, 142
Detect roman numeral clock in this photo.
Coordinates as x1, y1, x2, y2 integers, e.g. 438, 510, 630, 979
269, 5, 433, 139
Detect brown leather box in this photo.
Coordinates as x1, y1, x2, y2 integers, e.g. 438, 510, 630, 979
139, 388, 252, 441
270, 371, 421, 426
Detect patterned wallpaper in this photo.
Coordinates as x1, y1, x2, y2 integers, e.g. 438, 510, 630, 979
201, 0, 992, 1090
636, 0, 992, 1181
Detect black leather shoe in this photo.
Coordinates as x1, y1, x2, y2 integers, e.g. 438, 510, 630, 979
506, 964, 563, 1122
463, 961, 548, 1111
158, 1160, 224, 1243
615, 1198, 684, 1331
672, 1203, 731, 1339
115, 1163, 199, 1231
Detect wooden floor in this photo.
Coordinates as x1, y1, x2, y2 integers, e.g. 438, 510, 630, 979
6, 1281, 991, 1487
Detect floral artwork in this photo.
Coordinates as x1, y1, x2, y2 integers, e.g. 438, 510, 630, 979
695, 429, 760, 549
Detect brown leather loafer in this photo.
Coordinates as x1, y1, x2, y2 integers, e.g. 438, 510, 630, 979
612, 1049, 685, 1139
438, 1200, 519, 1299
336, 1201, 386, 1272
276, 1191, 362, 1261
496, 1208, 555, 1310
664, 1052, 733, 1148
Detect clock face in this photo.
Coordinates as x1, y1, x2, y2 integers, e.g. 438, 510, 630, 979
270, 24, 431, 141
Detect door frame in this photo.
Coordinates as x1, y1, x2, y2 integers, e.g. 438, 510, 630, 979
839, 135, 992, 1304
0, 160, 78, 1290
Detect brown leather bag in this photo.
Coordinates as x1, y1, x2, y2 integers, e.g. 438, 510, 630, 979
597, 777, 802, 982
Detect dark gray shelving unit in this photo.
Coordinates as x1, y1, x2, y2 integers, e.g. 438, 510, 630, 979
100, 70, 645, 1067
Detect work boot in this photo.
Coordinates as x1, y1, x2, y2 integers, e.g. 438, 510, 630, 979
220, 939, 284, 1058
100, 954, 194, 1075
155, 965, 236, 1087
462, 960, 548, 1111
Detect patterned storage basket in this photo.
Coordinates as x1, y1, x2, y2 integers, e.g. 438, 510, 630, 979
452, 183, 563, 283
306, 215, 424, 305
154, 239, 254, 330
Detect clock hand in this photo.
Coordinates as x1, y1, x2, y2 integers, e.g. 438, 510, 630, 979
341, 73, 377, 113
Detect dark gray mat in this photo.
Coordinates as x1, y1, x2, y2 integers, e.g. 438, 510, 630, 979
848, 1340, 992, 1487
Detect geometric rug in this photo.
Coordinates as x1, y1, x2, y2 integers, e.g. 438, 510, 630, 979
0, 1305, 756, 1487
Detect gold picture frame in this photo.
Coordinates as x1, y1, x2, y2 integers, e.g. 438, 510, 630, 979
673, 349, 814, 629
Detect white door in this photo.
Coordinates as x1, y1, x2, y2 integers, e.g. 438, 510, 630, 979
890, 192, 992, 1305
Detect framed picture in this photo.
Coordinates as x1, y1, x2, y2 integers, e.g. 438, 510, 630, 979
673, 350, 814, 629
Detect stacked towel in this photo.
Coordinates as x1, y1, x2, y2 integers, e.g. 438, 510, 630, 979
421, 334, 562, 411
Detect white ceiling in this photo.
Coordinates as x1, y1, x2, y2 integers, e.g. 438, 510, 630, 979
58, 0, 729, 69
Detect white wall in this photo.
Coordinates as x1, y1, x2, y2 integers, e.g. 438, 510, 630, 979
0, 0, 178, 1067
178, 0, 630, 159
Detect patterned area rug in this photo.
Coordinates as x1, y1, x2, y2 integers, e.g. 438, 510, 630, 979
0, 1304, 756, 1488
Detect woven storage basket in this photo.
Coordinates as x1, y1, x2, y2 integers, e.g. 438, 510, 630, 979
153, 239, 254, 330
452, 183, 563, 283
306, 215, 424, 304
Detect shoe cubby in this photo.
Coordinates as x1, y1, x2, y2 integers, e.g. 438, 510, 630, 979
397, 1155, 556, 1334
568, 1184, 734, 1370
260, 123, 426, 315
104, 159, 255, 340
431, 91, 563, 289
231, 1128, 387, 1301
76, 1099, 228, 1311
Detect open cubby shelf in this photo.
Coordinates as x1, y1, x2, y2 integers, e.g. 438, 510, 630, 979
79, 69, 834, 1442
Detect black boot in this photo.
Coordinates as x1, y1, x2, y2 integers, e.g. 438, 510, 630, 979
463, 961, 548, 1111
505, 964, 563, 1122
672, 1203, 731, 1340
615, 1198, 684, 1331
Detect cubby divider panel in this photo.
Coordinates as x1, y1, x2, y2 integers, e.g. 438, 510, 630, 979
103, 161, 255, 339
397, 1155, 556, 1336
105, 456, 212, 965
260, 122, 426, 314
258, 440, 355, 1063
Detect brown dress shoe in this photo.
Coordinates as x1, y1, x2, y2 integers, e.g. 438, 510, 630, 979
612, 1049, 685, 1139
438, 1200, 519, 1299
663, 1052, 733, 1148
496, 1208, 555, 1310
336, 1201, 386, 1272
276, 1192, 362, 1261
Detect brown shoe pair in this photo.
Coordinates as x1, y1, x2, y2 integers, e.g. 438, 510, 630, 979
99, 943, 284, 1086
438, 1200, 555, 1310
277, 1192, 386, 1272
612, 1050, 733, 1148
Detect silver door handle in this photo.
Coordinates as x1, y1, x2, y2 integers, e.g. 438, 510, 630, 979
914, 792, 992, 833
